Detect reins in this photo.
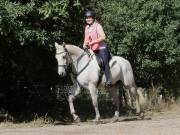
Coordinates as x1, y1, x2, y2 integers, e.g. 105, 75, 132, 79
56, 46, 93, 78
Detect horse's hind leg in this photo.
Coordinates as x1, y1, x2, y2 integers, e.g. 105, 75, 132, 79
129, 86, 144, 119
128, 86, 141, 114
127, 89, 133, 107
109, 84, 120, 118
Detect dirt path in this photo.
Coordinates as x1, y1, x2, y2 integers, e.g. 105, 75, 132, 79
0, 112, 180, 135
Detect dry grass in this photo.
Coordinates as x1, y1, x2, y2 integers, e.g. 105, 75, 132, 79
0, 114, 54, 129
142, 86, 180, 117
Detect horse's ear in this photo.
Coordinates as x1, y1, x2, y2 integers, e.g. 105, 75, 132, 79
62, 42, 66, 48
55, 42, 59, 48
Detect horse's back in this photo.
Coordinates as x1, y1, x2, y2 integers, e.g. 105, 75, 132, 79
110, 56, 132, 70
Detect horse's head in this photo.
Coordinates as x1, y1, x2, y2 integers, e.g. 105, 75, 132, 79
55, 42, 70, 77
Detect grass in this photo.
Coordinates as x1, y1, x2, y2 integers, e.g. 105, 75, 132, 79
0, 114, 54, 128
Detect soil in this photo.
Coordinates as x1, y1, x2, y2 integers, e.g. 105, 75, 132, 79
0, 109, 180, 135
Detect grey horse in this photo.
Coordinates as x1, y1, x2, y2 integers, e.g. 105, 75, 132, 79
55, 42, 145, 122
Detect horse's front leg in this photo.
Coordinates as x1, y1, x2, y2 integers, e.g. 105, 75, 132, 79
89, 83, 100, 121
68, 83, 81, 122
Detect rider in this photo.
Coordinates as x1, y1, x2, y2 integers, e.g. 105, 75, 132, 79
83, 10, 112, 87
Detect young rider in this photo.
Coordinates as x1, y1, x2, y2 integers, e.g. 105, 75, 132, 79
83, 10, 112, 87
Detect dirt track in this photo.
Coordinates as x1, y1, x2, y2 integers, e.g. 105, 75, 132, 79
0, 112, 180, 135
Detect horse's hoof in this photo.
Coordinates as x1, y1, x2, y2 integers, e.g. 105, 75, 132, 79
94, 117, 100, 122
111, 118, 118, 123
91, 117, 101, 124
139, 112, 144, 119
112, 116, 119, 122
136, 112, 144, 119
74, 116, 81, 123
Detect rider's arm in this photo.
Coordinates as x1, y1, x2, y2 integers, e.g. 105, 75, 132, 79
89, 24, 106, 45
83, 26, 89, 48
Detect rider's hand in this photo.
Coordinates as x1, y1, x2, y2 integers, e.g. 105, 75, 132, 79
83, 44, 89, 49
89, 41, 94, 46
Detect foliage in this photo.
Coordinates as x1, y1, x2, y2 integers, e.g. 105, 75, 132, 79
0, 0, 83, 119
0, 0, 179, 120
96, 0, 180, 87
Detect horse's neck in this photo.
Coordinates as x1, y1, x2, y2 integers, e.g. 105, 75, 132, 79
66, 45, 84, 58
66, 45, 99, 72
66, 45, 89, 71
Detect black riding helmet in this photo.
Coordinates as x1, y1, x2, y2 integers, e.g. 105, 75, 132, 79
85, 10, 96, 18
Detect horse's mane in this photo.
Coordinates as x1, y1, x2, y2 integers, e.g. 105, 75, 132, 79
65, 44, 84, 55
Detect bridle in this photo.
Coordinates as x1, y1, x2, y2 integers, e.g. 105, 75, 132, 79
56, 47, 92, 77
56, 49, 70, 70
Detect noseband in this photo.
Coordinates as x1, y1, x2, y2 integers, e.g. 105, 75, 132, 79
56, 48, 72, 72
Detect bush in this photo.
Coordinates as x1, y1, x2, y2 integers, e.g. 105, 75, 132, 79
96, 0, 180, 88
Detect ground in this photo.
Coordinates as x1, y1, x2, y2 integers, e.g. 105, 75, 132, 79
0, 105, 180, 135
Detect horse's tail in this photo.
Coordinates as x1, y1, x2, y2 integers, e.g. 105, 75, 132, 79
137, 87, 146, 107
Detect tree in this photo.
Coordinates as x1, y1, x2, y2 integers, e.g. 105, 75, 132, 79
96, 0, 180, 88
0, 0, 84, 119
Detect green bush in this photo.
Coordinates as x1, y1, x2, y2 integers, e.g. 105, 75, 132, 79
96, 0, 180, 87
0, 0, 83, 120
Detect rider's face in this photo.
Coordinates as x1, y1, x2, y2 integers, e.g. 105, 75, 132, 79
86, 17, 94, 25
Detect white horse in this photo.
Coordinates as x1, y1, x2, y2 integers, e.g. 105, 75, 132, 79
55, 42, 145, 122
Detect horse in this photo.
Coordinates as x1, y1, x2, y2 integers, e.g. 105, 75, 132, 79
55, 42, 145, 122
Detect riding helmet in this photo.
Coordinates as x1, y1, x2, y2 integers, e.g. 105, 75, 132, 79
85, 10, 96, 18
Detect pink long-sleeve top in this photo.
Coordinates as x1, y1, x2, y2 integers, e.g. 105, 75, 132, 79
84, 21, 106, 51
